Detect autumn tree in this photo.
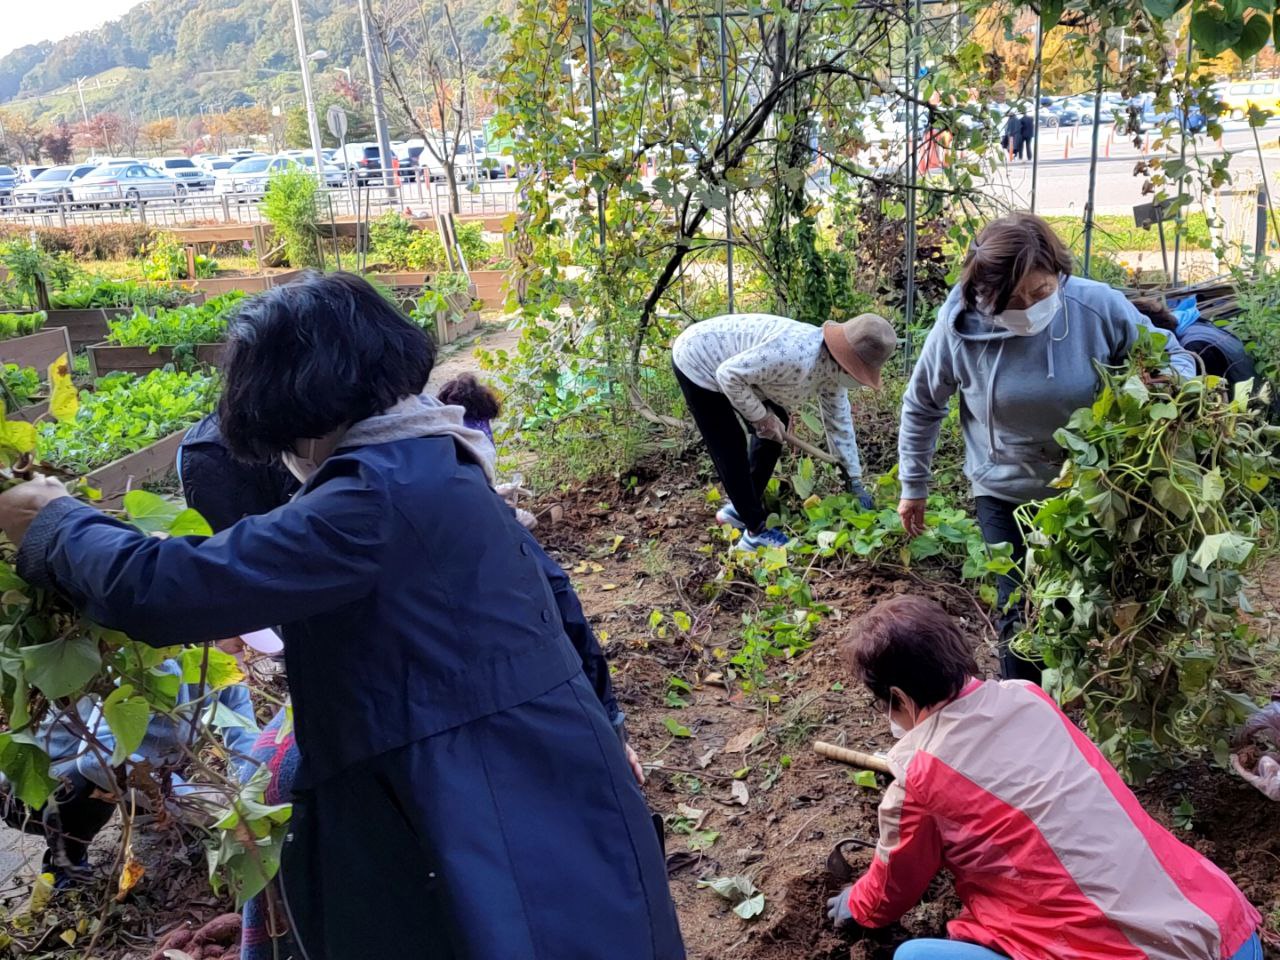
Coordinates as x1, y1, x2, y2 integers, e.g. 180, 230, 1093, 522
0, 109, 44, 163
375, 0, 473, 213
39, 121, 73, 164
141, 117, 178, 152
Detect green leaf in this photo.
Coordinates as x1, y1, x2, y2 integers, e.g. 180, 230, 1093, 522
102, 684, 151, 765
1143, 0, 1191, 14
1202, 468, 1225, 503
672, 611, 692, 632
734, 893, 766, 920
664, 716, 692, 738
849, 769, 879, 789
1172, 551, 1188, 585
21, 634, 100, 699
1191, 10, 1245, 55
0, 734, 57, 808
1040, 0, 1064, 28
169, 509, 214, 538
1152, 477, 1193, 520
1232, 12, 1272, 58
1191, 531, 1254, 569
1149, 402, 1178, 421
123, 489, 183, 534
179, 645, 245, 691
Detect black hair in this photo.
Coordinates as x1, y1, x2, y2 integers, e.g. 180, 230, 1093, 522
1132, 297, 1178, 333
218, 271, 436, 461
436, 374, 502, 421
840, 595, 978, 710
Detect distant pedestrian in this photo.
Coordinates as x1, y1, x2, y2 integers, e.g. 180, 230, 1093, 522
1004, 114, 1022, 160
1019, 113, 1035, 161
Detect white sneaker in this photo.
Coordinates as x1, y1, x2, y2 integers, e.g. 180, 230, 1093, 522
715, 504, 746, 530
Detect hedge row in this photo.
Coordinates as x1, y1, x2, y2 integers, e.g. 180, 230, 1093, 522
0, 224, 249, 262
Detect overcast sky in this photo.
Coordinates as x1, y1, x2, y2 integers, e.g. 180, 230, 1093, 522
1, 0, 145, 58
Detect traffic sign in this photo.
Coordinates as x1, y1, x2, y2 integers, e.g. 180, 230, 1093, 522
326, 104, 348, 141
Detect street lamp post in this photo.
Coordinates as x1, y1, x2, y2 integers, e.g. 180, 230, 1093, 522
288, 0, 327, 185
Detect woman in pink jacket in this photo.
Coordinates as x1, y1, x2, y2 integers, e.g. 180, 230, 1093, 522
827, 595, 1262, 960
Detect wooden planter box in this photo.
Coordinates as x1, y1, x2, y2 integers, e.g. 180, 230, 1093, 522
88, 342, 227, 377
11, 398, 50, 422
367, 271, 431, 289
83, 430, 186, 507
46, 295, 204, 351
435, 289, 481, 345
0, 327, 73, 372
469, 270, 508, 309
158, 271, 303, 297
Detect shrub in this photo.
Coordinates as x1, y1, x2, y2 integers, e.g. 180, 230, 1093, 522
369, 211, 418, 270
106, 292, 247, 347
141, 233, 219, 281
1229, 266, 1280, 389
261, 167, 321, 269
0, 239, 78, 308
370, 213, 494, 271
0, 223, 156, 261
1016, 330, 1280, 783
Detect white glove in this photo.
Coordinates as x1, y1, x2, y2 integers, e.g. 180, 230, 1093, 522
1232, 752, 1280, 801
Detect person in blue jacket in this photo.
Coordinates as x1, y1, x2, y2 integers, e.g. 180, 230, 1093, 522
0, 272, 684, 960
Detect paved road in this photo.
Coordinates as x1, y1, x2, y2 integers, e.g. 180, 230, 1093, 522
988, 118, 1280, 215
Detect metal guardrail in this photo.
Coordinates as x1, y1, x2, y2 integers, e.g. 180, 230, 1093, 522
0, 171, 519, 229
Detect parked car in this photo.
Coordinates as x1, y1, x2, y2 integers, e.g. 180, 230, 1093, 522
1215, 79, 1280, 120
148, 156, 216, 191
335, 142, 385, 185
0, 166, 18, 205
198, 156, 241, 175
227, 148, 260, 160
275, 153, 347, 187
11, 163, 98, 210
17, 165, 49, 183
72, 162, 188, 207
214, 156, 274, 198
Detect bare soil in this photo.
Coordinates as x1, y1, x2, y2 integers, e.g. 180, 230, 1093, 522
534, 454, 1280, 960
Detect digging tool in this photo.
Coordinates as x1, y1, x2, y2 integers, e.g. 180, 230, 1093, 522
813, 741, 892, 775
783, 431, 839, 465
825, 836, 877, 884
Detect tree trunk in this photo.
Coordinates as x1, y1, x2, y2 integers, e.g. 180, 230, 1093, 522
445, 163, 460, 214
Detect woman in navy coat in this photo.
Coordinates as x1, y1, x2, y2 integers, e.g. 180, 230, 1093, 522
0, 273, 685, 960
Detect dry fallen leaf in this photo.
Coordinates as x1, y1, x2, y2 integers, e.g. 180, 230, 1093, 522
697, 747, 718, 769
724, 726, 764, 754
730, 781, 750, 806
677, 803, 708, 828
116, 848, 144, 901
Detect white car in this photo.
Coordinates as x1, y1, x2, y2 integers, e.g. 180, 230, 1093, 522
215, 156, 274, 198
199, 156, 242, 175
11, 163, 99, 209
149, 156, 216, 191
71, 162, 188, 207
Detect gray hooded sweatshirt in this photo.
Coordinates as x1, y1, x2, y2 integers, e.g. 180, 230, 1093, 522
898, 274, 1196, 504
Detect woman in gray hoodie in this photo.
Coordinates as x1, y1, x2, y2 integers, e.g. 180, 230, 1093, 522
896, 213, 1195, 681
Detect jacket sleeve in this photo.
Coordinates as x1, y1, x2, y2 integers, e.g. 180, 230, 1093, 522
897, 321, 957, 501
1112, 293, 1197, 378
713, 334, 788, 424
17, 473, 388, 647
847, 768, 942, 927
818, 387, 862, 479
523, 529, 624, 737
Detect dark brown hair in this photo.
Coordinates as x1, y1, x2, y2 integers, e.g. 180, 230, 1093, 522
961, 212, 1073, 315
436, 374, 502, 421
839, 595, 978, 710
1131, 297, 1177, 333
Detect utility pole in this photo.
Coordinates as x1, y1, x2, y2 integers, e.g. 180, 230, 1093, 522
289, 0, 327, 185
358, 0, 395, 189
75, 77, 91, 125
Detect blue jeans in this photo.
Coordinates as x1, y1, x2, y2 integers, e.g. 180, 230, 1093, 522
894, 932, 1263, 960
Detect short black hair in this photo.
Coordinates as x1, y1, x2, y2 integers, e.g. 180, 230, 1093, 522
436, 374, 502, 421
839, 595, 978, 710
219, 271, 436, 461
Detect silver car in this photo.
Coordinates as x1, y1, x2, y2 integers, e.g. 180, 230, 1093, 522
71, 162, 189, 207
11, 163, 98, 210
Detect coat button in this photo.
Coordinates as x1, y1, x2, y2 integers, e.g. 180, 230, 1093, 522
541, 609, 551, 623
520, 542, 530, 556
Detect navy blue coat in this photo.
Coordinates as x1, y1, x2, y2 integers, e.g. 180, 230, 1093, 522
18, 437, 683, 960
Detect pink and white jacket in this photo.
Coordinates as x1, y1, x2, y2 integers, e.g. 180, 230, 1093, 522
847, 678, 1259, 959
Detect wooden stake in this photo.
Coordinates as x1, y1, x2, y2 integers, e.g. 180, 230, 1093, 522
783, 432, 839, 465
813, 740, 892, 775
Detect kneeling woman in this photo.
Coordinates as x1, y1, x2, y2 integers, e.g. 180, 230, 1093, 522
828, 595, 1261, 960
0, 273, 684, 960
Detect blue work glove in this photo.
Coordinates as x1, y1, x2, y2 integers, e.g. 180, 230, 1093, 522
848, 478, 875, 511
826, 886, 855, 928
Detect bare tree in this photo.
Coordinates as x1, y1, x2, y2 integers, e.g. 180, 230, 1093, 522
373, 0, 470, 214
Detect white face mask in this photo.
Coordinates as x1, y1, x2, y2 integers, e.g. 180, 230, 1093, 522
281, 438, 323, 483
886, 687, 915, 740
995, 289, 1060, 337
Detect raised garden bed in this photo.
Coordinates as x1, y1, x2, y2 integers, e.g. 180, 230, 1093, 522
0, 326, 72, 372
469, 269, 507, 309
88, 342, 228, 377
83, 429, 187, 506
45, 296, 206, 351
158, 269, 304, 297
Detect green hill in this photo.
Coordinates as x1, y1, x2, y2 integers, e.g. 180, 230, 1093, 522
0, 0, 504, 128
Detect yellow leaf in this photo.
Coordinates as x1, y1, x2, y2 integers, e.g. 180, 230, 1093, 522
0, 414, 36, 455
59, 929, 76, 946
47, 353, 78, 422
609, 535, 624, 553
117, 851, 144, 898
601, 583, 618, 591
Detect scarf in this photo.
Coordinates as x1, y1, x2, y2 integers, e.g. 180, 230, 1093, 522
336, 392, 496, 484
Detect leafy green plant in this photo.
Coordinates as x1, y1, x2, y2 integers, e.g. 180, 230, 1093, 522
0, 364, 42, 409
370, 212, 495, 271
106, 292, 246, 348
0, 239, 77, 309
408, 274, 473, 333
1016, 331, 1280, 783
261, 167, 321, 269
369, 211, 419, 270
0, 311, 46, 339
1229, 265, 1280, 391
50, 277, 190, 310
37, 369, 220, 472
141, 233, 219, 281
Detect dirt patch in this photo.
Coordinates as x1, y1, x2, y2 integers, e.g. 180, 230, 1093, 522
536, 454, 1280, 959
